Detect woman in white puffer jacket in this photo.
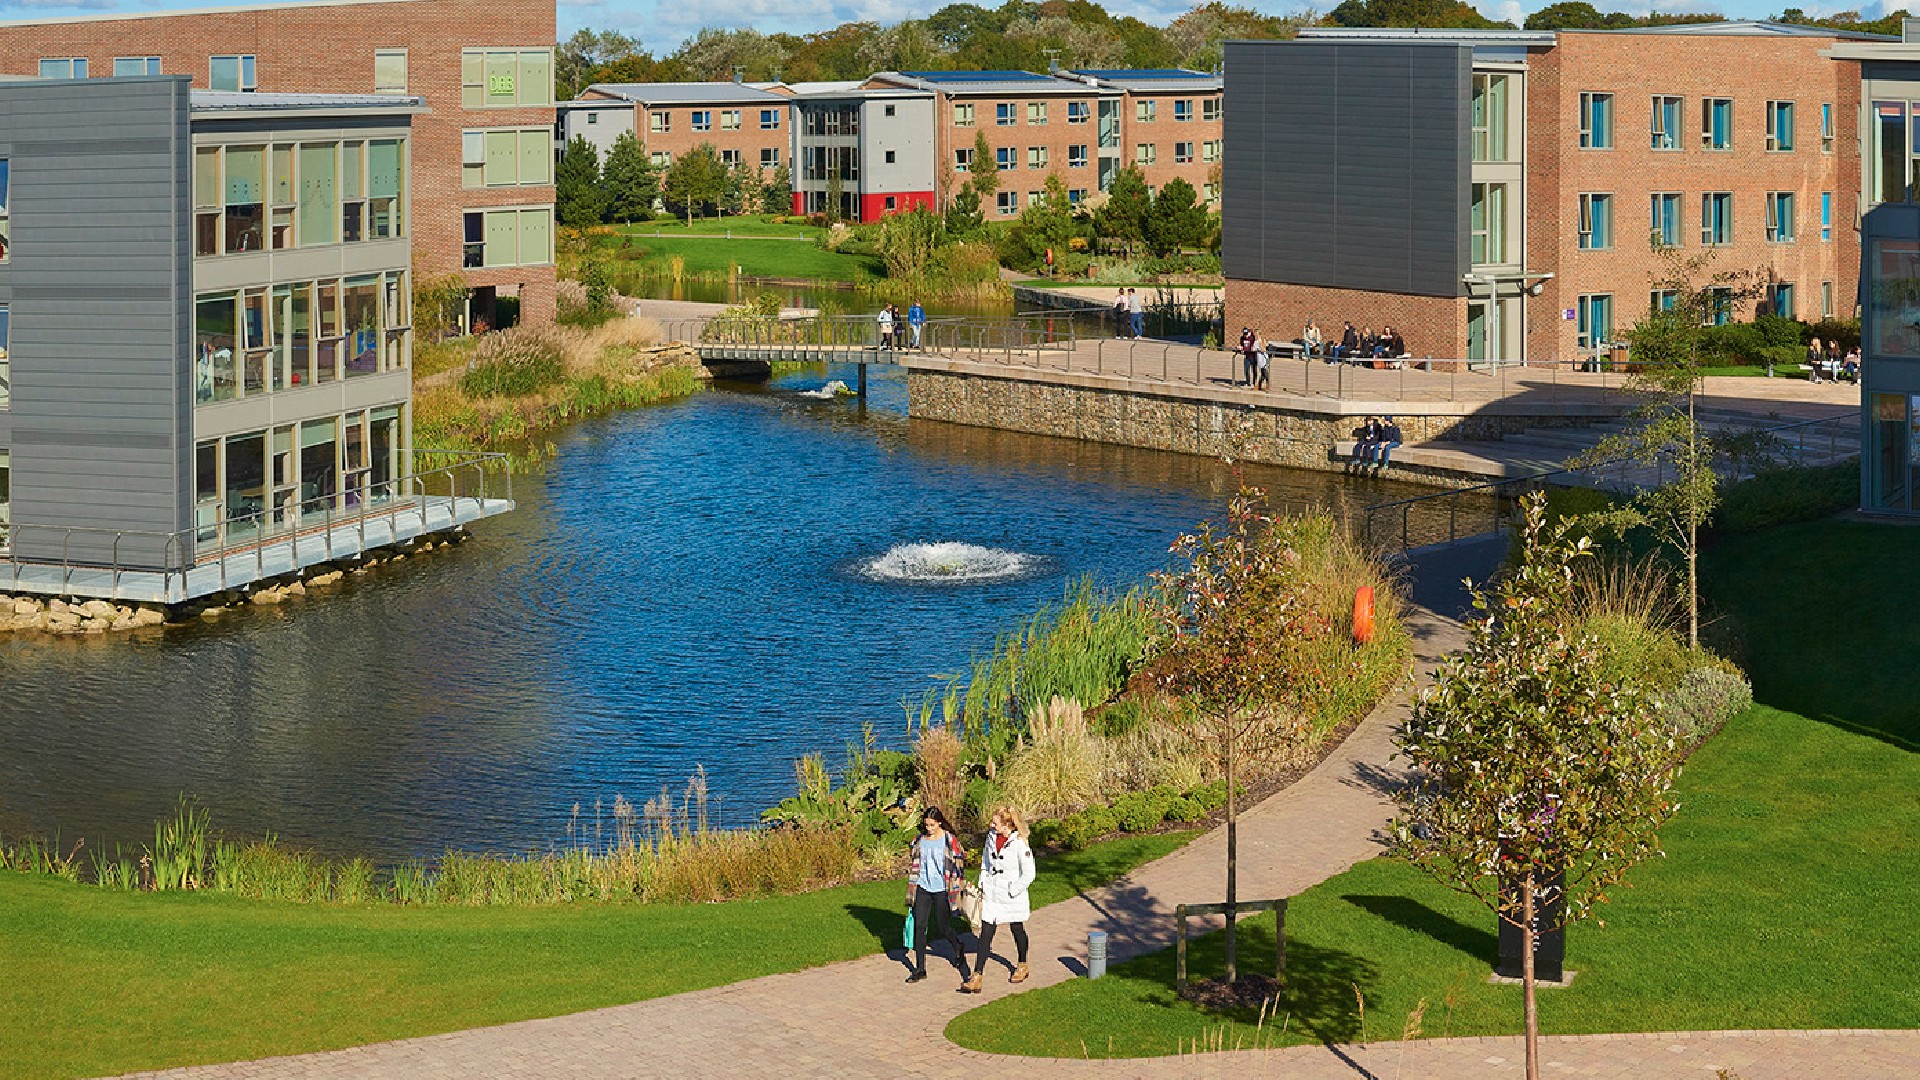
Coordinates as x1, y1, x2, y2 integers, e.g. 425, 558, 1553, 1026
963, 806, 1037, 993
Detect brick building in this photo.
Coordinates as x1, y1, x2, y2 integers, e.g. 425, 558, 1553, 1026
561, 82, 793, 178
0, 0, 558, 326
1071, 69, 1226, 203
1224, 23, 1877, 364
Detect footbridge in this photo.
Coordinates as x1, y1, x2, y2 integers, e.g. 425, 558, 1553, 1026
665, 314, 1082, 393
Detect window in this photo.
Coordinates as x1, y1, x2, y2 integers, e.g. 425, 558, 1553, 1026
954, 103, 975, 127
1135, 99, 1156, 123
0, 305, 9, 411
210, 55, 256, 92
461, 206, 554, 268
883, 150, 895, 164
884, 104, 895, 117
1821, 102, 1834, 152
1068, 101, 1090, 124
1577, 193, 1612, 250
460, 48, 553, 108
195, 145, 265, 256
1770, 282, 1795, 319
651, 111, 670, 133
1576, 294, 1613, 350
761, 147, 780, 168
1069, 188, 1087, 204
463, 128, 551, 188
1873, 100, 1906, 203
1766, 191, 1795, 242
1204, 182, 1219, 202
1471, 182, 1506, 265
1821, 191, 1833, 241
1651, 95, 1681, 150
884, 196, 897, 211
996, 190, 1017, 215
586, 112, 598, 125
995, 146, 1015, 170
761, 109, 781, 130
1068, 144, 1088, 168
996, 103, 1016, 126
1650, 193, 1682, 247
1650, 289, 1679, 312
1822, 280, 1835, 318
719, 110, 741, 131
1472, 73, 1509, 161
691, 110, 712, 132
0, 158, 8, 265
1174, 141, 1193, 164
38, 58, 87, 79
650, 151, 671, 168
373, 49, 406, 93
1766, 100, 1795, 151
1203, 97, 1221, 122
1135, 142, 1156, 165
1704, 287, 1733, 325
1027, 146, 1047, 169
114, 57, 161, 77
954, 147, 972, 172
297, 143, 340, 247
1027, 189, 1042, 207
1702, 97, 1732, 149
800, 105, 859, 136
720, 149, 741, 167
1174, 99, 1192, 122
0, 449, 9, 550
1702, 192, 1732, 245
1027, 102, 1047, 125
1578, 92, 1613, 149
1202, 138, 1222, 163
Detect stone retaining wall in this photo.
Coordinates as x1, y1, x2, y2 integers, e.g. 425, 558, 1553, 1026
905, 367, 1600, 486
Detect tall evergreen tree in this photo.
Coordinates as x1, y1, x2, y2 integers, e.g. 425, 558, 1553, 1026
762, 163, 793, 215
662, 143, 729, 223
966, 130, 1000, 205
556, 136, 609, 226
1144, 176, 1209, 257
1094, 165, 1150, 255
601, 131, 657, 224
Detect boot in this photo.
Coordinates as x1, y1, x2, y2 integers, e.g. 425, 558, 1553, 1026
1010, 963, 1029, 984
960, 973, 983, 994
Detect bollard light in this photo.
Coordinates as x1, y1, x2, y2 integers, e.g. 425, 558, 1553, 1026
1087, 930, 1109, 979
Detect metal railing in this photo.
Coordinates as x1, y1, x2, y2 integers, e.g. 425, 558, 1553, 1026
668, 313, 1082, 368
3, 449, 510, 603
1356, 411, 1859, 556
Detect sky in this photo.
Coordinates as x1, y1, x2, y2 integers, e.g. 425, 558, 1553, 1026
0, 0, 1882, 52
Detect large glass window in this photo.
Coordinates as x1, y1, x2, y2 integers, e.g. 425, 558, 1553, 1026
1069, 101, 1090, 124
38, 58, 87, 79
461, 48, 553, 108
1874, 101, 1907, 204
1472, 73, 1509, 162
114, 57, 161, 77
997, 103, 1016, 126
299, 419, 338, 524
1651, 95, 1681, 150
1578, 92, 1612, 149
1701, 192, 1732, 245
1765, 191, 1795, 243
223, 146, 266, 253
0, 157, 9, 263
1867, 239, 1920, 358
369, 139, 404, 239
0, 305, 10, 409
196, 293, 238, 403
271, 146, 293, 248
1576, 293, 1613, 351
1766, 100, 1795, 151
1651, 192, 1681, 247
1577, 192, 1612, 250
1471, 182, 1506, 265
210, 55, 256, 93
1135, 99, 1156, 123
374, 48, 407, 93
297, 143, 339, 247
0, 450, 10, 552
465, 128, 551, 188
344, 277, 381, 378
1702, 97, 1732, 150
224, 434, 266, 543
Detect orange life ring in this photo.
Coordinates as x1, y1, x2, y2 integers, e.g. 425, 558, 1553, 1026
1353, 586, 1375, 644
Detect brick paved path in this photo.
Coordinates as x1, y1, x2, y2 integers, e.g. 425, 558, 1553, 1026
136, 609, 1920, 1079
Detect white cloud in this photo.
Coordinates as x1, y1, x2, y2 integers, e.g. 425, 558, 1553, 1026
1492, 0, 1526, 25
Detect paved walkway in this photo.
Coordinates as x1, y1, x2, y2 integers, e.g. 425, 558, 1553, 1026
133, 606, 1920, 1079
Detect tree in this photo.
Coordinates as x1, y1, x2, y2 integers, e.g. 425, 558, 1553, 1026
1326, 0, 1513, 28
662, 143, 729, 224
966, 131, 1000, 204
1390, 494, 1680, 1080
556, 28, 644, 98
762, 163, 793, 215
1094, 165, 1150, 256
876, 206, 948, 282
1150, 489, 1320, 985
670, 27, 790, 81
1165, 2, 1304, 70
1573, 239, 1762, 648
1007, 173, 1079, 271
555, 136, 609, 226
1144, 176, 1209, 258
601, 132, 657, 224
945, 184, 986, 236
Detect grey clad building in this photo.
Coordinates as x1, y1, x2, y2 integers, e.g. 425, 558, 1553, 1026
0, 75, 510, 601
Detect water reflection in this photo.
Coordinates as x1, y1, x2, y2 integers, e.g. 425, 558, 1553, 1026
0, 363, 1426, 861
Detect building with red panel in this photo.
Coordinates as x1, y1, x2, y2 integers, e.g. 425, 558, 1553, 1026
788, 82, 937, 221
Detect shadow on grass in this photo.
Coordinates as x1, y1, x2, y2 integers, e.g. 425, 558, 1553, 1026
1161, 936, 1381, 1045
1341, 894, 1495, 966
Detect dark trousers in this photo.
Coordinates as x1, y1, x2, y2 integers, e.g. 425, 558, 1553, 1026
976, 919, 1029, 969
913, 888, 971, 977
1242, 352, 1257, 385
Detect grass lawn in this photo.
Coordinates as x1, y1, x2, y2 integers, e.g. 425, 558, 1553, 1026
615, 214, 819, 238
948, 518, 1920, 1057
0, 833, 1190, 1080
1700, 364, 1811, 379
596, 233, 882, 281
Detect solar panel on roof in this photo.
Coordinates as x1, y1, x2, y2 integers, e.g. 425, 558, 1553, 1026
1074, 69, 1206, 78
900, 70, 1056, 83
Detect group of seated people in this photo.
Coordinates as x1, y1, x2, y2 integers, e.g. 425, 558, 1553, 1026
1348, 415, 1403, 471
1301, 320, 1409, 364
1804, 338, 1861, 384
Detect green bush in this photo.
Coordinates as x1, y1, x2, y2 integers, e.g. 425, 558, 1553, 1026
1163, 795, 1207, 823
1715, 461, 1859, 535
457, 332, 565, 398
1111, 787, 1177, 833
1664, 665, 1754, 746
1582, 611, 1694, 694
1185, 780, 1234, 813
962, 776, 1005, 826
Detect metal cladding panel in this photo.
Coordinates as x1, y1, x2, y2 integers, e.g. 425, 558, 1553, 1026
1222, 41, 1470, 298
0, 77, 193, 570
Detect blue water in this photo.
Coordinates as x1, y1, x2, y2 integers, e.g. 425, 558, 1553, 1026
0, 364, 1413, 861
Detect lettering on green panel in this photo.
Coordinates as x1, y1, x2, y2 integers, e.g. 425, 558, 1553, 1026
489, 74, 516, 95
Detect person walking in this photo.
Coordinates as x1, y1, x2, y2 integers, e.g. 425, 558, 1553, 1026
878, 304, 896, 351
1237, 326, 1257, 386
1254, 333, 1271, 391
1113, 290, 1129, 338
907, 300, 926, 350
963, 806, 1037, 993
1127, 288, 1144, 340
906, 807, 973, 986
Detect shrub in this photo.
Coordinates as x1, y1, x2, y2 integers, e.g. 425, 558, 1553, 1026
962, 776, 1004, 828
1163, 796, 1207, 823
1583, 611, 1694, 693
458, 329, 566, 398
915, 725, 965, 818
1664, 665, 1754, 746
1112, 786, 1178, 833
999, 697, 1108, 818
1715, 460, 1859, 535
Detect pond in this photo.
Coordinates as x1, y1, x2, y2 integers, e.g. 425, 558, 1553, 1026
0, 364, 1423, 862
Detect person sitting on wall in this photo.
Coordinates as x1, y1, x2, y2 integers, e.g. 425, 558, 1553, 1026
1843, 346, 1862, 383
1387, 327, 1408, 361
1364, 327, 1385, 358
1369, 416, 1404, 470
1349, 416, 1380, 471
1332, 322, 1359, 364
1302, 320, 1323, 358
